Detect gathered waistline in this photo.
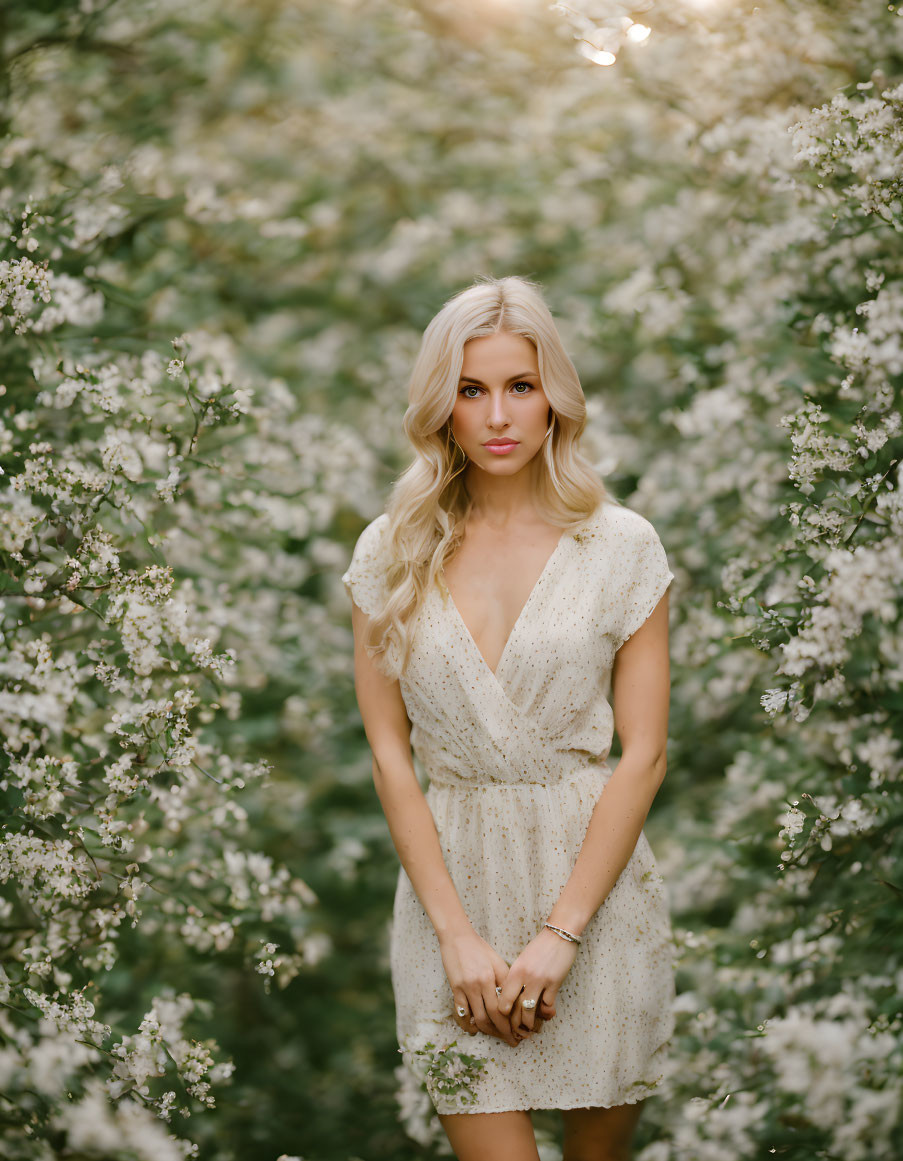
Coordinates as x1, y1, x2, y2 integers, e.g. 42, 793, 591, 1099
426, 763, 612, 792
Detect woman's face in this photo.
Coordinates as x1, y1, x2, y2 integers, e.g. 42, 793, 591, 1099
449, 331, 552, 473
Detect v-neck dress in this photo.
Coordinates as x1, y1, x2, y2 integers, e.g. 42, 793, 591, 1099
342, 498, 676, 1116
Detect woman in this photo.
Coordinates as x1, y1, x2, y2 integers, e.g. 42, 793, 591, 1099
342, 274, 675, 1161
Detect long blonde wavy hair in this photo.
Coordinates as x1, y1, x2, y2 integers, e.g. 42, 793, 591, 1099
365, 274, 608, 680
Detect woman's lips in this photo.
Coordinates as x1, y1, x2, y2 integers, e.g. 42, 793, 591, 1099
484, 440, 519, 455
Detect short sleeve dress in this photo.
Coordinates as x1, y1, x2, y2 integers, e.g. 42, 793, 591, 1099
342, 497, 676, 1116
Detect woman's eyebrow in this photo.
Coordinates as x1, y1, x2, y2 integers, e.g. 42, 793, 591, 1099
458, 371, 539, 385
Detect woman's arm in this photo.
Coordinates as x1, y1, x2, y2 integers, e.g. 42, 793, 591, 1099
498, 590, 671, 1035
546, 588, 670, 935
348, 598, 525, 1047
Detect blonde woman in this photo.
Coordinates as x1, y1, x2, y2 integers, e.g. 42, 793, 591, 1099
342, 275, 675, 1161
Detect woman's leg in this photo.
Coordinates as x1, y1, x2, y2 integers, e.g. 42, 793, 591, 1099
438, 1110, 541, 1161
561, 1101, 644, 1161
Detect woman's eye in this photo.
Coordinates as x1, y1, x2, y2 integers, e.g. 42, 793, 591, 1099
458, 382, 535, 398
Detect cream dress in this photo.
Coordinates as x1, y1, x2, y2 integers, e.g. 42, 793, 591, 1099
342, 497, 676, 1116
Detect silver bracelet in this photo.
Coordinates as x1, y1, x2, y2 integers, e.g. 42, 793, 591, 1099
544, 922, 582, 945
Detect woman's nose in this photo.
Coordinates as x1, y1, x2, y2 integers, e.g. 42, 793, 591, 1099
488, 392, 509, 425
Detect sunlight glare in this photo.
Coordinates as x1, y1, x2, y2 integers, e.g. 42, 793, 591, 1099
578, 42, 617, 66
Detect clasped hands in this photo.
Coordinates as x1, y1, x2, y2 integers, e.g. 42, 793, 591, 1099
440, 925, 579, 1049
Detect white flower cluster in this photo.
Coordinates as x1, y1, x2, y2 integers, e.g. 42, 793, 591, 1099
759, 989, 901, 1159
252, 939, 309, 992
3, 753, 80, 819
22, 985, 111, 1045
777, 801, 805, 846
0, 831, 98, 916
109, 992, 234, 1113
393, 1061, 446, 1149
777, 535, 903, 679
0, 255, 52, 334
53, 1080, 194, 1161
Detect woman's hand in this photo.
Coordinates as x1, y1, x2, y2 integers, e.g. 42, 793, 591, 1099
454, 1006, 546, 1045
440, 927, 528, 1048
497, 927, 579, 1037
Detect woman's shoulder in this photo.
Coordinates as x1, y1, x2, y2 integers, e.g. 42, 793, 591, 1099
341, 512, 391, 617
580, 496, 663, 546
351, 511, 391, 558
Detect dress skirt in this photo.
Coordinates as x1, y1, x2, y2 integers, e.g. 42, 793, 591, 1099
390, 764, 676, 1115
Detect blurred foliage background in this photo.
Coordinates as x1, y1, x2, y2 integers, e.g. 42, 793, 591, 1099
1, 0, 901, 1158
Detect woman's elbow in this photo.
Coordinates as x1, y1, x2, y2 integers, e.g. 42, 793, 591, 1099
620, 741, 667, 786
370, 744, 414, 794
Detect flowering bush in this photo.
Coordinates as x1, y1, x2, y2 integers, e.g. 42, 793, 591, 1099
0, 96, 332, 1161
547, 5, 902, 1156
0, 274, 320, 1152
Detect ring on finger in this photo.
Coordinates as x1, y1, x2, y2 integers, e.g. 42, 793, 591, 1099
456, 1005, 467, 1018
522, 998, 537, 1010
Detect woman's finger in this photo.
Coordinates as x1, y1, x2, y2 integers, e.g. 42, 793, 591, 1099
516, 990, 542, 1032
452, 991, 474, 1036
474, 985, 519, 1046
539, 987, 557, 1020
497, 978, 524, 1018
491, 962, 533, 1045
453, 1013, 474, 1036
456, 998, 510, 1043
486, 962, 523, 1045
483, 983, 519, 1044
499, 982, 532, 1040
468, 991, 498, 1039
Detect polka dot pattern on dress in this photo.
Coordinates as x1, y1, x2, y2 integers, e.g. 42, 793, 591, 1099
342, 498, 677, 1115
